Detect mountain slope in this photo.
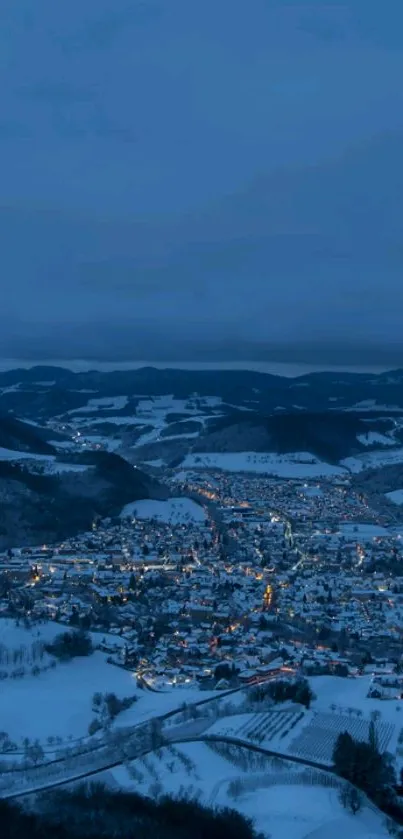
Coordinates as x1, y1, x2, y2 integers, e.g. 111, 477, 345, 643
0, 451, 165, 549
192, 412, 395, 464
0, 415, 57, 455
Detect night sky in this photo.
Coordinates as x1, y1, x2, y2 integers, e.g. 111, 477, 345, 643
2, 0, 403, 362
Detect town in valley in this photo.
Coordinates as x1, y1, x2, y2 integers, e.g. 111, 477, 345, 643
1, 375, 403, 838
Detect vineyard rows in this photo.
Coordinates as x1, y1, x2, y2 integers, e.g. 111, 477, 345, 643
236, 709, 305, 745
289, 712, 395, 765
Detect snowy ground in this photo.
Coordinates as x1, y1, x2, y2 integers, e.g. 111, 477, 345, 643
64, 395, 223, 450
114, 685, 217, 730
0, 651, 137, 744
338, 523, 390, 539
311, 675, 387, 713
143, 458, 165, 467
0, 447, 93, 473
341, 447, 403, 472
111, 740, 235, 798
348, 401, 403, 412
288, 710, 395, 766
357, 432, 396, 447
386, 489, 403, 505
69, 396, 129, 414
105, 742, 388, 839
0, 618, 127, 654
0, 618, 64, 648
203, 676, 402, 767
234, 786, 387, 839
207, 708, 308, 753
44, 462, 91, 475
0, 447, 55, 462
0, 618, 218, 744
121, 497, 207, 523
74, 416, 146, 427
310, 675, 402, 752
181, 452, 347, 478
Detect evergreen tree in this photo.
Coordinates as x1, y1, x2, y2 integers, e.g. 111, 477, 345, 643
369, 719, 379, 753
333, 731, 355, 778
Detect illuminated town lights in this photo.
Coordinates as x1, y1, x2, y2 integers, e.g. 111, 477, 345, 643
263, 583, 273, 608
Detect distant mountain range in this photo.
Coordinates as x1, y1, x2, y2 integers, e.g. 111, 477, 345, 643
2, 364, 403, 418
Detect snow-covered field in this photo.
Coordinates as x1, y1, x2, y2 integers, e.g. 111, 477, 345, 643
0, 651, 137, 743
348, 401, 402, 412
0, 618, 128, 656
108, 740, 244, 801
207, 708, 307, 752
121, 497, 207, 523
310, 675, 401, 744
0, 447, 91, 474
106, 741, 388, 839
0, 446, 55, 462
75, 416, 146, 427
44, 462, 91, 474
234, 785, 387, 839
0, 619, 219, 744
341, 447, 403, 473
357, 432, 395, 447
0, 618, 63, 648
182, 452, 347, 478
69, 396, 129, 414
204, 678, 399, 767
386, 489, 403, 505
289, 711, 395, 765
200, 675, 402, 769
66, 395, 222, 441
338, 523, 390, 540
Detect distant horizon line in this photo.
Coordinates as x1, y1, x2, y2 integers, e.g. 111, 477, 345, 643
0, 358, 397, 377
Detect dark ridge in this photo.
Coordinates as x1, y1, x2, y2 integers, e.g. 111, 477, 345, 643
0, 453, 164, 549
196, 412, 397, 463
0, 415, 56, 455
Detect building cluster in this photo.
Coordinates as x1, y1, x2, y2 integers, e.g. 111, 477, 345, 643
0, 466, 402, 693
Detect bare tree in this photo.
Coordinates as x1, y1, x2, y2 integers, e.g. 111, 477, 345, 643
339, 785, 362, 815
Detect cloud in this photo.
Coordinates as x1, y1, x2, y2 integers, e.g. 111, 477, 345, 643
1, 129, 402, 357
13, 83, 136, 143
18, 82, 96, 104
2, 1, 403, 363
297, 10, 348, 43
58, 2, 162, 53
0, 121, 32, 139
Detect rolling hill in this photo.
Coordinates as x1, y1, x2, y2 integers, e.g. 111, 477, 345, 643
0, 415, 57, 456
1, 365, 403, 546
2, 366, 403, 420
0, 443, 165, 549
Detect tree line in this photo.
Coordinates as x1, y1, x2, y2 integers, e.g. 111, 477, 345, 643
45, 630, 93, 661
250, 677, 315, 708
333, 723, 403, 827
0, 783, 264, 839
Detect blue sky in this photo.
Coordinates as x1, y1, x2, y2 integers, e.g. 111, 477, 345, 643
2, 0, 403, 360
